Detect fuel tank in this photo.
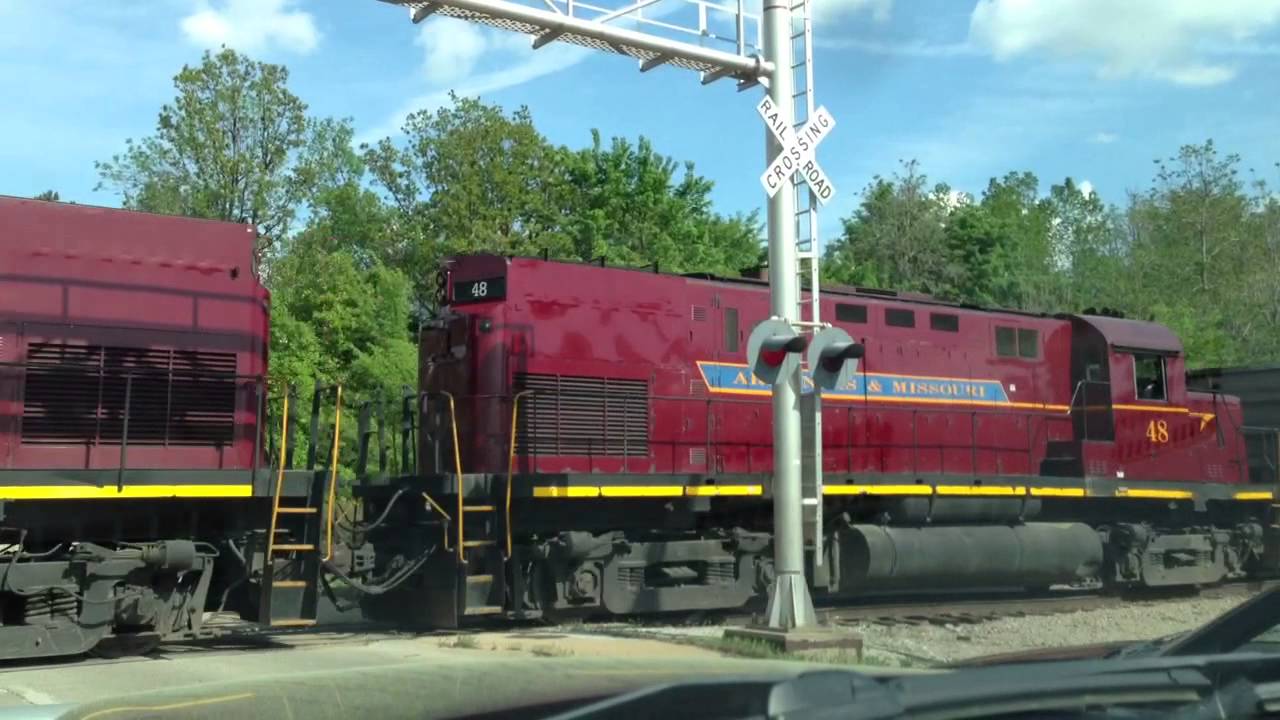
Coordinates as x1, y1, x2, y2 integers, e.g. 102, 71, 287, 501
833, 523, 1104, 593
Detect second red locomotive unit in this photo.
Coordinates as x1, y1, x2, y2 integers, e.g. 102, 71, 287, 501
356, 253, 1279, 625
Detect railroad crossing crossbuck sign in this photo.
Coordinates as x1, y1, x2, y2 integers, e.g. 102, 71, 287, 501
757, 97, 837, 204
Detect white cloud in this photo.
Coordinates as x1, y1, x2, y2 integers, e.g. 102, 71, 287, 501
813, 0, 893, 23
1089, 131, 1118, 144
358, 20, 588, 144
181, 0, 320, 55
1078, 179, 1095, 197
968, 0, 1280, 86
416, 18, 530, 86
817, 37, 974, 57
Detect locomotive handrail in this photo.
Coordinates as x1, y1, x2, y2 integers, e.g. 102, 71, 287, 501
505, 390, 534, 557
323, 385, 343, 563
419, 391, 466, 561
266, 391, 291, 564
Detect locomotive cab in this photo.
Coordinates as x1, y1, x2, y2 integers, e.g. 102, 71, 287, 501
1062, 314, 1243, 484
419, 255, 511, 476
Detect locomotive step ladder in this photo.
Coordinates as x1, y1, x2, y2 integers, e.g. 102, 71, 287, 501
437, 391, 507, 618
259, 384, 342, 629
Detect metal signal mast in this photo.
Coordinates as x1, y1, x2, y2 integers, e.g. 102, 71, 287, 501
376, 0, 845, 632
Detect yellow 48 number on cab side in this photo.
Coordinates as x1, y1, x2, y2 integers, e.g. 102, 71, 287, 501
1146, 419, 1170, 444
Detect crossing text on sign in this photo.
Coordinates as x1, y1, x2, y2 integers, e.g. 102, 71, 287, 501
757, 103, 838, 205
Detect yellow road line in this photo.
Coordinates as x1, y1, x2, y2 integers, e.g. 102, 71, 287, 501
81, 692, 256, 720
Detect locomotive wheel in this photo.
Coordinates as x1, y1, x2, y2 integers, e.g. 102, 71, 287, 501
89, 632, 163, 659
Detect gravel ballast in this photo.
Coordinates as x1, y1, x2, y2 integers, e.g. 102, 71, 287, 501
583, 595, 1255, 667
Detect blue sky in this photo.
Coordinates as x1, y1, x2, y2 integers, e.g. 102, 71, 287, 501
3, 0, 1280, 241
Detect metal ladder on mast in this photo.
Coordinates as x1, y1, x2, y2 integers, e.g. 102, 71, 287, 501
790, 0, 826, 571
259, 383, 340, 628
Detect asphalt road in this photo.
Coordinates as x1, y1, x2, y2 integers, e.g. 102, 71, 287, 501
0, 627, 835, 719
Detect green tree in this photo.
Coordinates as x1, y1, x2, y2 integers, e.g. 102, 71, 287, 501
365, 95, 762, 309
824, 160, 953, 294
1045, 178, 1128, 312
33, 190, 60, 202
559, 130, 760, 275
95, 48, 347, 262
363, 94, 573, 308
1122, 141, 1259, 366
269, 242, 418, 478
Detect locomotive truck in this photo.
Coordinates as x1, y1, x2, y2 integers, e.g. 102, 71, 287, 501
1, 196, 1278, 660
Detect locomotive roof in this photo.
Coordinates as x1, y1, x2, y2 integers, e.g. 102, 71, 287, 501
461, 252, 1060, 321
451, 254, 1184, 350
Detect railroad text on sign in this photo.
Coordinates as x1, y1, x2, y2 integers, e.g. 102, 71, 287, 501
757, 99, 837, 205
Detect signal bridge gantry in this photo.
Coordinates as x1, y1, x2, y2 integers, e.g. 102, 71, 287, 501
377, 0, 850, 635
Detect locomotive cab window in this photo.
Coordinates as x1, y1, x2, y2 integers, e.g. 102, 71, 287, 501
930, 313, 959, 332
1017, 328, 1039, 359
1133, 353, 1167, 401
724, 307, 739, 353
996, 326, 1039, 358
885, 308, 915, 328
835, 303, 867, 324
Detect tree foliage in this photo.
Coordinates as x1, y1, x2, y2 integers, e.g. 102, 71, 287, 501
824, 141, 1280, 368
95, 48, 348, 262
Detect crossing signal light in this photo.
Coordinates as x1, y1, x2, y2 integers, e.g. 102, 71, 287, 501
748, 318, 806, 386
808, 327, 864, 391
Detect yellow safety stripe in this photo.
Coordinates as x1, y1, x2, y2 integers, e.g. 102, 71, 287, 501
685, 485, 764, 497
1233, 490, 1275, 501
532, 486, 601, 499
823, 484, 934, 496
935, 485, 1026, 496
1114, 488, 1194, 500
600, 486, 687, 498
531, 484, 1263, 502
1030, 487, 1087, 497
0, 484, 253, 500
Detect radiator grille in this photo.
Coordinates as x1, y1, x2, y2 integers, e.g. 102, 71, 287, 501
514, 373, 649, 457
21, 343, 238, 446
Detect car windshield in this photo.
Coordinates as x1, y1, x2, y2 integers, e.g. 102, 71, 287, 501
3, 1, 1280, 718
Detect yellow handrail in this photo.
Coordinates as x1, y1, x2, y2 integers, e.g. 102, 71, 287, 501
505, 390, 533, 557
441, 391, 465, 562
422, 491, 452, 552
266, 392, 290, 562
323, 385, 343, 562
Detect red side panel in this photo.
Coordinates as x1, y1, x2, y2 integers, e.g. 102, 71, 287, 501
0, 197, 269, 470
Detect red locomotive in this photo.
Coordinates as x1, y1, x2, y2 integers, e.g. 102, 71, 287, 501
2, 195, 1276, 655
358, 253, 1280, 625
0, 197, 328, 659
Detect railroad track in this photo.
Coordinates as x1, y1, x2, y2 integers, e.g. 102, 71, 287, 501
653, 579, 1280, 632
1, 579, 1274, 670
814, 579, 1280, 629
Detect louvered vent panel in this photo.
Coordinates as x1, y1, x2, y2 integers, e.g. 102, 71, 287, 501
691, 306, 708, 322
21, 343, 237, 446
514, 373, 649, 457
